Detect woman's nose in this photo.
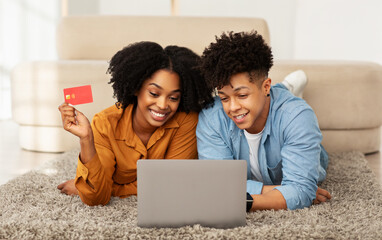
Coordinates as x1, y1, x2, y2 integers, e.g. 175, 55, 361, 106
157, 97, 168, 110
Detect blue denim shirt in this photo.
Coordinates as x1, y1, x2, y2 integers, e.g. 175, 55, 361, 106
196, 84, 328, 210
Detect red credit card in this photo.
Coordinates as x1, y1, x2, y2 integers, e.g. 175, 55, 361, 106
63, 85, 93, 105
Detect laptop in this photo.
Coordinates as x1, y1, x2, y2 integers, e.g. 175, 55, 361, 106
137, 159, 247, 228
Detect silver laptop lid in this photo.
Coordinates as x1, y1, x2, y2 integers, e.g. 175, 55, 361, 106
137, 160, 247, 228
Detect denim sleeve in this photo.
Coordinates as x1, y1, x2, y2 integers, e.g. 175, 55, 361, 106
274, 108, 322, 210
247, 180, 264, 195
196, 109, 234, 160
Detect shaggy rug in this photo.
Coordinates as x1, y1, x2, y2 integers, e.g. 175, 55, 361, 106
0, 150, 381, 239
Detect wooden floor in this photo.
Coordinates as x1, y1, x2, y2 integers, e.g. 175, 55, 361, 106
1, 119, 381, 187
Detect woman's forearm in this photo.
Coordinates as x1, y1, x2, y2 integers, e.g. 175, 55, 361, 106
79, 130, 96, 164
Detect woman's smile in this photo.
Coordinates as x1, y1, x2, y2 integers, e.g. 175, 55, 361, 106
150, 109, 169, 121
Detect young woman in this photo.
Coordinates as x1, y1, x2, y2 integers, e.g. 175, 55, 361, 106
57, 42, 214, 206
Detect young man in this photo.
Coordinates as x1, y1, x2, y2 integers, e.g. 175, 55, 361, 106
196, 31, 331, 211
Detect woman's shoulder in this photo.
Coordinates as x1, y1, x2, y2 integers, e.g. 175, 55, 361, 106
91, 104, 132, 131
171, 111, 198, 125
93, 104, 124, 120
91, 104, 133, 137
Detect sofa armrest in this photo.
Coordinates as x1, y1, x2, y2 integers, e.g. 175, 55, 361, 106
270, 60, 382, 130
11, 60, 114, 126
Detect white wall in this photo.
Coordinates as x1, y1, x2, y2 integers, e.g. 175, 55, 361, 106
86, 0, 382, 65
178, 0, 298, 60
67, 0, 99, 15
294, 0, 382, 65
67, 0, 171, 16
98, 0, 170, 16
0, 0, 60, 119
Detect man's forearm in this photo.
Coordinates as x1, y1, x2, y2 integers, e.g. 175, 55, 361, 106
250, 189, 287, 211
261, 185, 279, 194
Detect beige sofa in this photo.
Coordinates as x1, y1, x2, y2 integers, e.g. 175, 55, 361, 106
12, 16, 382, 154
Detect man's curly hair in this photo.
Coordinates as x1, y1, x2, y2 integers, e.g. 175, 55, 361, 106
200, 31, 273, 89
107, 41, 214, 112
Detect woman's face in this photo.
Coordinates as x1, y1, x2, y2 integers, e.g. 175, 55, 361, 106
134, 69, 181, 132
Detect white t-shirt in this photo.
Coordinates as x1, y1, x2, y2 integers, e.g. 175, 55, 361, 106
244, 129, 264, 182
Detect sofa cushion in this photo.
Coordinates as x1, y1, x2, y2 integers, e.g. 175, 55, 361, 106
321, 128, 380, 154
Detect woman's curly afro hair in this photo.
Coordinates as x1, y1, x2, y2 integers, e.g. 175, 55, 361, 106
107, 41, 214, 112
200, 31, 273, 89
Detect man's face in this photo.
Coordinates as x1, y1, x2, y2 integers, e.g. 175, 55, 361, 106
217, 72, 271, 134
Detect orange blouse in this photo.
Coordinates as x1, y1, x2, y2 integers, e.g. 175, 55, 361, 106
74, 104, 198, 206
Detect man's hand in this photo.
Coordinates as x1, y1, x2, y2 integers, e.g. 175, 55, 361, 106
57, 179, 79, 196
261, 185, 332, 206
313, 187, 331, 204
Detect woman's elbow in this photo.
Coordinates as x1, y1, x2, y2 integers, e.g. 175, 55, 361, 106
78, 190, 111, 206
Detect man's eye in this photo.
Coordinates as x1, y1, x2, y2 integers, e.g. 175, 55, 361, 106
239, 94, 247, 98
220, 97, 228, 102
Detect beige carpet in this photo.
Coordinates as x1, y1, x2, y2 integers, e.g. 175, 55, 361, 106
1, 150, 382, 239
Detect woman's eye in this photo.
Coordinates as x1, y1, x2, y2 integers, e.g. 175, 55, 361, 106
149, 92, 158, 97
170, 96, 179, 102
